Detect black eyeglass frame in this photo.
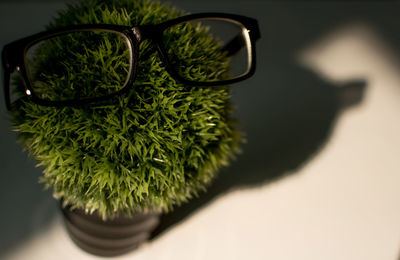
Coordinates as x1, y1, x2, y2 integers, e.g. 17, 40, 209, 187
2, 12, 261, 109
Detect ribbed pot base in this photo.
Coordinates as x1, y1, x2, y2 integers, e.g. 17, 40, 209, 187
61, 206, 160, 257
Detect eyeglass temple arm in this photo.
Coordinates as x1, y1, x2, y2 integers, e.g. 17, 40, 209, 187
221, 34, 246, 57
220, 24, 261, 57
2, 44, 29, 111
2, 47, 11, 110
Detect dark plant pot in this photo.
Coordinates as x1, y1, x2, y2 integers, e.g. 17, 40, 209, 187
61, 205, 160, 257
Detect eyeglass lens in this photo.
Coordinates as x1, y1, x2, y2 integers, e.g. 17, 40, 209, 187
24, 30, 133, 102
162, 18, 252, 83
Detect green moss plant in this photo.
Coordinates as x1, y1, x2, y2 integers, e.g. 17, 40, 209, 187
10, 0, 240, 219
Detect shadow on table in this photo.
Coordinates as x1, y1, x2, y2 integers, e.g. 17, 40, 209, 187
151, 59, 366, 239
0, 59, 366, 257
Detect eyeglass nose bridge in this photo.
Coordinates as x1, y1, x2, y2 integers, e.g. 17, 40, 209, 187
130, 27, 142, 42
128, 24, 170, 69
130, 24, 164, 42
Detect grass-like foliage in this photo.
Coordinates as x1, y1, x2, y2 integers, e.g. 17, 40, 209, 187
10, 0, 241, 219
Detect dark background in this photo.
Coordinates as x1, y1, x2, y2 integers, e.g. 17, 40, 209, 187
0, 0, 398, 257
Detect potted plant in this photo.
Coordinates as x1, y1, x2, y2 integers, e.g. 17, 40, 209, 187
2, 0, 260, 256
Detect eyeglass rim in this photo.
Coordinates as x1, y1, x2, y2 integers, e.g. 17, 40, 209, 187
2, 12, 261, 109
157, 14, 260, 87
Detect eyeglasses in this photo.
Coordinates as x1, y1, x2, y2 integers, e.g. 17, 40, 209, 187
2, 13, 260, 109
